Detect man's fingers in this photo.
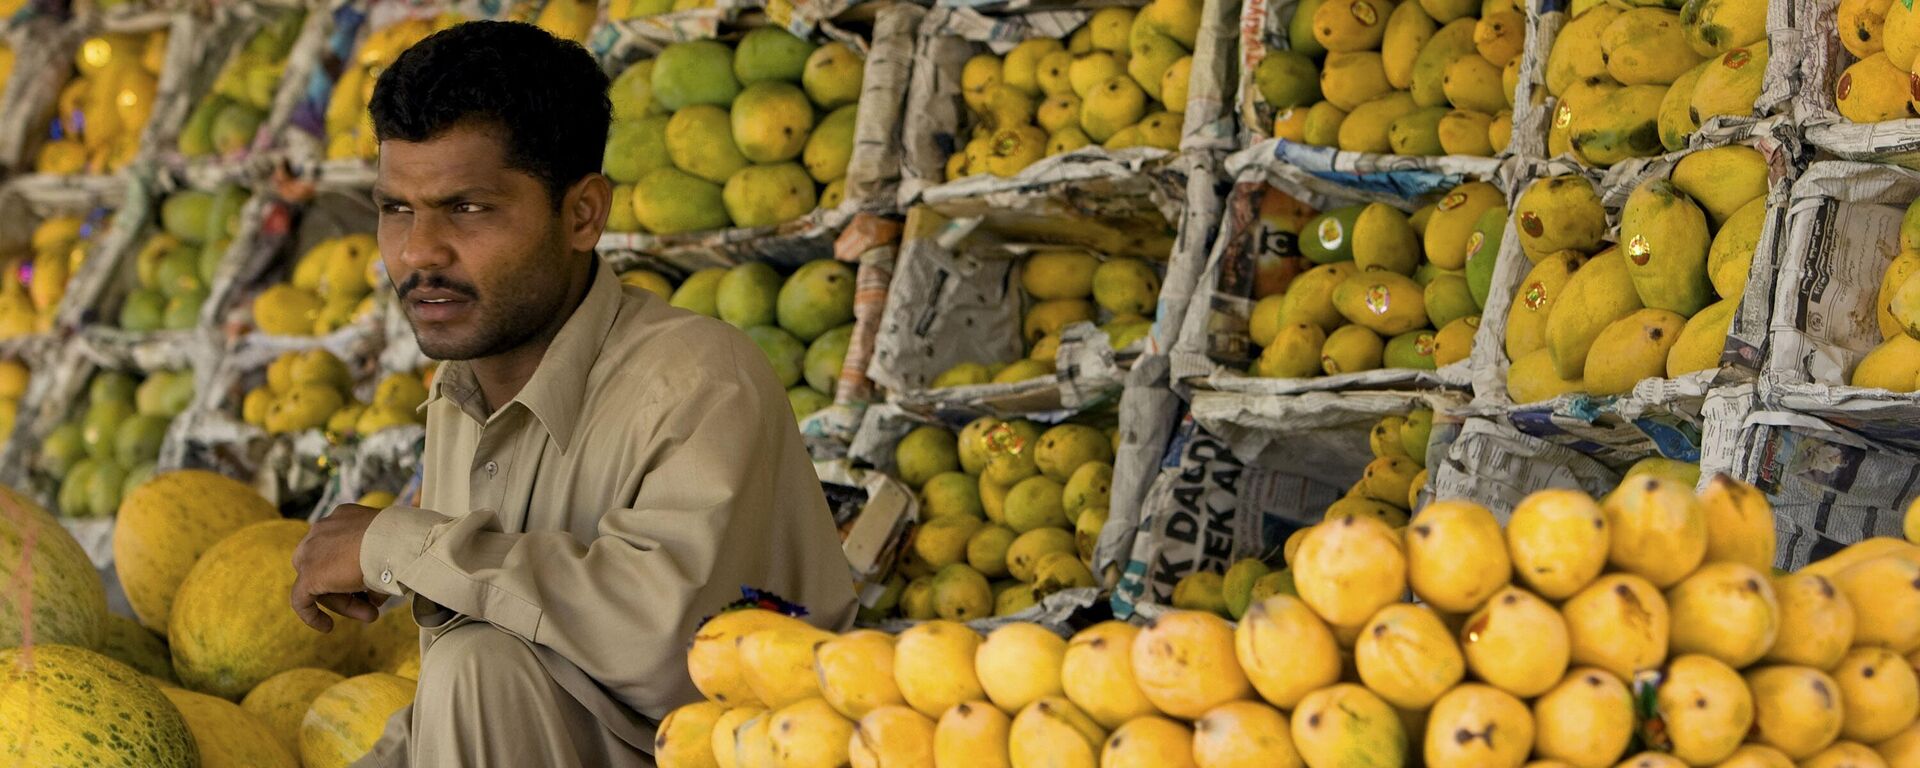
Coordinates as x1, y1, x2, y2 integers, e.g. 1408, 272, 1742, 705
318, 592, 380, 623
292, 588, 335, 633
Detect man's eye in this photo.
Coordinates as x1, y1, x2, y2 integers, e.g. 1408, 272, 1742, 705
453, 203, 486, 214
380, 203, 411, 215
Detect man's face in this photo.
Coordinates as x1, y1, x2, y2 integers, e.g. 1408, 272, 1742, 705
373, 122, 579, 361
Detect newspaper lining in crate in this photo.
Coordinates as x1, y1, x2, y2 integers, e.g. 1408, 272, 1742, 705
1429, 415, 1620, 521
1733, 408, 1916, 570
1234, 0, 1550, 158
1469, 119, 1799, 464
0, 18, 74, 174
895, 0, 1224, 210
1169, 139, 1524, 394
1111, 388, 1464, 618
1763, 160, 1920, 452
844, 402, 1116, 629
590, 4, 921, 273
1791, 0, 1920, 168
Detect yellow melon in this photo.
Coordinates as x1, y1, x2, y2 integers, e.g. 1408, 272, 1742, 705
243, 667, 347, 757
162, 685, 300, 767
114, 469, 276, 632
0, 483, 108, 648
301, 672, 417, 768
0, 644, 197, 767
99, 612, 175, 682
169, 519, 362, 699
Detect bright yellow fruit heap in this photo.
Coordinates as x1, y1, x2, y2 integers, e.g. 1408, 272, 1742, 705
324, 16, 452, 161
241, 348, 426, 438
1247, 179, 1501, 379
1504, 146, 1768, 403
602, 31, 865, 236
36, 30, 168, 175
930, 248, 1162, 389
252, 232, 381, 337
947, 0, 1200, 181
1851, 195, 1920, 392
178, 10, 306, 159
1259, 0, 1530, 157
670, 476, 1920, 768
870, 418, 1115, 623
0, 212, 104, 339
1, 474, 422, 767
1547, 0, 1768, 167
37, 368, 193, 519
1833, 0, 1920, 123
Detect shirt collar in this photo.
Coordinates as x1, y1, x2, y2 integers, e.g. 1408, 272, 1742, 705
421, 258, 625, 448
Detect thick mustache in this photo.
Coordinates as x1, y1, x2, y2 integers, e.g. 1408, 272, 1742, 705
397, 273, 478, 301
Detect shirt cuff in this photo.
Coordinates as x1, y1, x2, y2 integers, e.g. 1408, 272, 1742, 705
361, 506, 448, 598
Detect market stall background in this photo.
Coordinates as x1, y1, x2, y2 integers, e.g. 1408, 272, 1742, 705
8, 0, 1920, 764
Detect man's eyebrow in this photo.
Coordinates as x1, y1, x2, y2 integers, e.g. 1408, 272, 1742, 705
372, 186, 502, 207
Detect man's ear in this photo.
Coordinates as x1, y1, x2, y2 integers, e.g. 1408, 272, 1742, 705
565, 173, 613, 253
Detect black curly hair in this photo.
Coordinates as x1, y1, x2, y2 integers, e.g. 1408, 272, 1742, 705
368, 20, 611, 208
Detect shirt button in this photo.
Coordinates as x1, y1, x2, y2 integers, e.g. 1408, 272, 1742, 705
380, 570, 393, 585
485, 461, 498, 477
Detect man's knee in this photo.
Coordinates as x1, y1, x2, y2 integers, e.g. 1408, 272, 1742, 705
416, 623, 551, 706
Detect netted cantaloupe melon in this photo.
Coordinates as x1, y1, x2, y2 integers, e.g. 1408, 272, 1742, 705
169, 519, 361, 699
0, 644, 197, 767
114, 469, 276, 633
243, 667, 346, 757
301, 672, 417, 768
162, 685, 300, 768
0, 484, 108, 648
98, 612, 174, 682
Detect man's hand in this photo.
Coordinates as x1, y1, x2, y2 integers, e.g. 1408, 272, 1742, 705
292, 503, 384, 632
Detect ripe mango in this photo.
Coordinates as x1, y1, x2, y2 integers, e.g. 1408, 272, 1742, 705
1023, 250, 1099, 300
1601, 9, 1708, 85
1289, 684, 1408, 768
1547, 250, 1643, 379
738, 625, 836, 709
1802, 742, 1895, 768
1746, 665, 1846, 759
1562, 573, 1671, 682
934, 701, 1010, 768
1506, 489, 1609, 599
848, 706, 935, 768
1303, 102, 1349, 145
689, 610, 817, 706
1705, 206, 1764, 303
1003, 38, 1063, 97
1658, 61, 1707, 151
893, 621, 986, 718
1060, 621, 1156, 729
1658, 654, 1753, 765
1313, 0, 1392, 51
1432, 315, 1478, 365
1545, 6, 1622, 96
1424, 684, 1533, 768
1853, 335, 1920, 392
1442, 54, 1507, 114
1382, 2, 1439, 89
1681, 556, 1781, 664
1008, 697, 1105, 768
1100, 716, 1192, 768
1360, 456, 1422, 509
1339, 92, 1422, 152
1682, 0, 1767, 56
1405, 500, 1510, 612
1841, 53, 1915, 123
1334, 270, 1428, 335
1191, 701, 1301, 767
1322, 325, 1386, 375
1172, 571, 1230, 616
1413, 19, 1480, 107
1371, 416, 1409, 458
1696, 474, 1776, 570
1130, 611, 1252, 719
1235, 595, 1341, 709
1621, 179, 1714, 314
1220, 559, 1272, 620
815, 630, 904, 720
1034, 424, 1111, 484
656, 701, 727, 768
1876, 252, 1920, 340
1673, 145, 1768, 228
1437, 109, 1496, 156
1302, 205, 1365, 264
1839, 0, 1894, 59
768, 698, 854, 768
1293, 515, 1407, 627
1462, 586, 1570, 698
1836, 556, 1920, 652
1355, 603, 1464, 709
1424, 181, 1502, 270
1714, 745, 1796, 768
1549, 77, 1622, 159
1584, 308, 1687, 395
1690, 42, 1768, 124
1766, 572, 1855, 669
1080, 76, 1147, 142
931, 563, 993, 621
1604, 475, 1710, 586
1253, 322, 1328, 379
1505, 251, 1589, 361
1283, 262, 1358, 331
1834, 646, 1919, 743
1007, 528, 1075, 582
1353, 203, 1422, 274
1532, 668, 1634, 768
976, 624, 1067, 713
1572, 84, 1668, 167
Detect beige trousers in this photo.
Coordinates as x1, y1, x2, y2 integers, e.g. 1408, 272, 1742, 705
353, 623, 656, 767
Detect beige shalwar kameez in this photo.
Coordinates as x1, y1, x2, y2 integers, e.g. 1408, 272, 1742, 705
349, 259, 857, 766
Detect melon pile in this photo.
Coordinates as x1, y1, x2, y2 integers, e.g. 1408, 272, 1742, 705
0, 470, 421, 767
